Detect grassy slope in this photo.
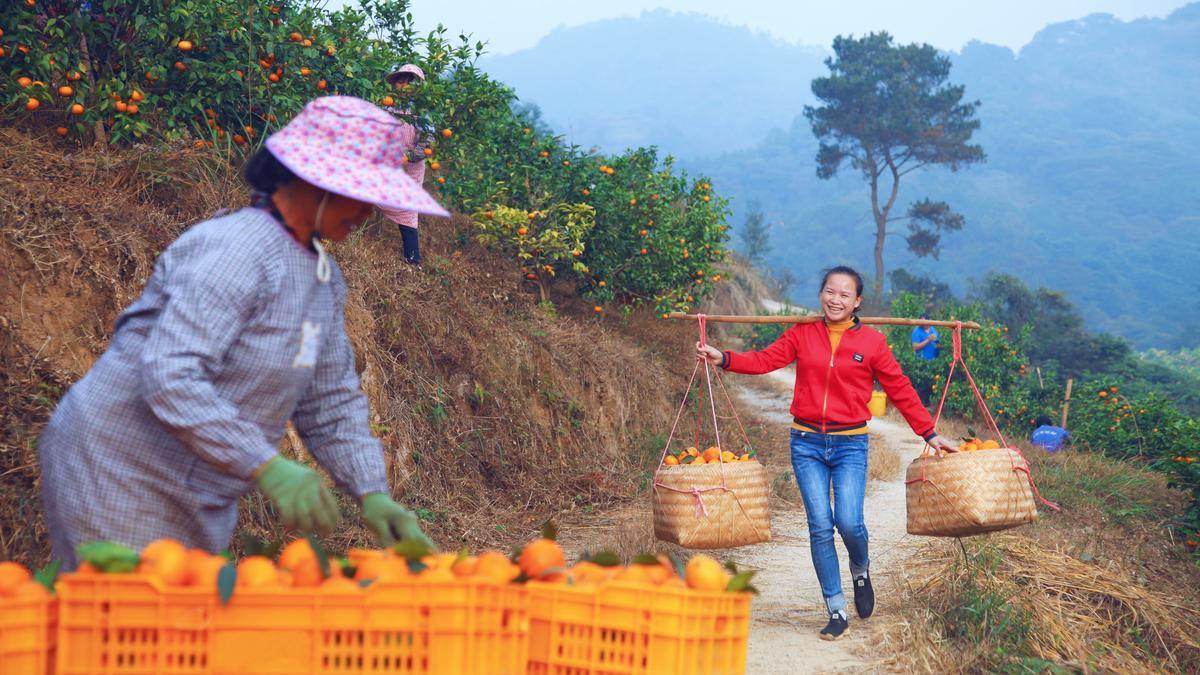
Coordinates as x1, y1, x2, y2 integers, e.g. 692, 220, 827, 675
0, 130, 696, 564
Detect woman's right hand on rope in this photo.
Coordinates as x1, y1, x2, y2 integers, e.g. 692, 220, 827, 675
927, 434, 958, 455
696, 342, 724, 366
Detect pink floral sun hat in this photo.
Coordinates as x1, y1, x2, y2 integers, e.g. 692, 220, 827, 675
386, 63, 426, 83
265, 96, 448, 217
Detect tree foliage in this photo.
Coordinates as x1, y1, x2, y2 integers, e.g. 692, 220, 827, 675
737, 199, 770, 268
803, 32, 984, 301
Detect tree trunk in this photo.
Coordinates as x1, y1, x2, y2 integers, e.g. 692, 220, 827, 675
77, 21, 107, 150
867, 155, 903, 304
873, 210, 887, 304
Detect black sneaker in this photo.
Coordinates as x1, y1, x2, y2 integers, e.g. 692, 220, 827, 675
853, 573, 875, 619
819, 610, 849, 641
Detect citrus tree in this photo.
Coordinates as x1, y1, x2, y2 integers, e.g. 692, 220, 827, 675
472, 203, 594, 304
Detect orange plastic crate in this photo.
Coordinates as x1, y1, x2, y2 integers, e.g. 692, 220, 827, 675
0, 593, 56, 675
526, 581, 750, 675
56, 574, 528, 674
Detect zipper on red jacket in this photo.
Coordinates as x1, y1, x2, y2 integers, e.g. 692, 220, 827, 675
820, 323, 847, 433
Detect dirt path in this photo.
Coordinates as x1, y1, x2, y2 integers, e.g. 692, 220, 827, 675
727, 368, 930, 674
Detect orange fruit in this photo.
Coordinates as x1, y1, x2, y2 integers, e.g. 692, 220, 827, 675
597, 280, 605, 287
184, 552, 227, 587
300, 67, 311, 76
662, 576, 687, 589
429, 161, 441, 171
691, 457, 706, 466
423, 147, 433, 157
615, 564, 655, 585
138, 538, 188, 585
303, 39, 312, 47
233, 134, 247, 145
58, 85, 73, 97
961, 441, 978, 452
0, 562, 33, 595
126, 103, 138, 115
435, 177, 445, 184
325, 46, 336, 56
721, 451, 736, 463
475, 551, 520, 584
685, 447, 699, 457
317, 79, 327, 90
236, 556, 278, 588
702, 446, 721, 462
130, 90, 144, 102
9, 580, 50, 600
55, 126, 68, 137
278, 539, 317, 571
178, 40, 193, 51
979, 440, 1001, 450
738, 453, 750, 462
17, 76, 32, 88
320, 575, 360, 593
115, 101, 128, 112
664, 455, 679, 466
451, 556, 478, 578
417, 567, 455, 582
74, 562, 99, 576
441, 128, 453, 138
684, 555, 729, 591
381, 95, 394, 107
519, 539, 566, 581
290, 32, 302, 42
25, 98, 39, 111
517, 227, 528, 236
174, 61, 187, 72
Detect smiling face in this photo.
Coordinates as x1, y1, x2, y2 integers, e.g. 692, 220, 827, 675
819, 273, 861, 322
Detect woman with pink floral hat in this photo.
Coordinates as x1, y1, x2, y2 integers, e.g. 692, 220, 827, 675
38, 97, 447, 569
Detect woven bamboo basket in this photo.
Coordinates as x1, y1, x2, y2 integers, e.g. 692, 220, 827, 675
653, 461, 771, 549
906, 447, 1038, 537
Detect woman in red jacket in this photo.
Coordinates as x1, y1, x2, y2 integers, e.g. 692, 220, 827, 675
697, 266, 956, 641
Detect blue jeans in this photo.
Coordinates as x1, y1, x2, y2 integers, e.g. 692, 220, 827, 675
790, 429, 870, 613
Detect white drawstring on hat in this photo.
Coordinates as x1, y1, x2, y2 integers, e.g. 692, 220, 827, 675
312, 192, 332, 283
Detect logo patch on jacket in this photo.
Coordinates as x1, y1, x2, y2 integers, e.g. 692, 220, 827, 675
853, 352, 865, 363
293, 321, 322, 368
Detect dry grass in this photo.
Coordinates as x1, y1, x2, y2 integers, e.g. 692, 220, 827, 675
878, 439, 1200, 673
0, 128, 699, 564
880, 534, 1200, 673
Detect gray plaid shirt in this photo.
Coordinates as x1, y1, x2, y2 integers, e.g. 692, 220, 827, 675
39, 208, 387, 566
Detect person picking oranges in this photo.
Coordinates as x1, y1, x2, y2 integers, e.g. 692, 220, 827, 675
376, 63, 439, 268
38, 97, 446, 570
697, 266, 956, 641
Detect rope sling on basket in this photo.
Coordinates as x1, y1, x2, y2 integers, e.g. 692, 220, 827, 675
652, 315, 772, 549
905, 322, 1059, 537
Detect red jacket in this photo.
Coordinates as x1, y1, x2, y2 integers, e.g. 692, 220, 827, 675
723, 318, 936, 438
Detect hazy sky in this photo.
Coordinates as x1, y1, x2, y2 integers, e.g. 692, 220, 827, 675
349, 0, 1189, 55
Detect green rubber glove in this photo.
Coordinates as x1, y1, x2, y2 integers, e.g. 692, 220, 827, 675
254, 456, 340, 535
361, 493, 433, 548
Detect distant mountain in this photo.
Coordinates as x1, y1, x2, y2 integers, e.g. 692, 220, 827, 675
481, 10, 829, 159
481, 5, 1200, 349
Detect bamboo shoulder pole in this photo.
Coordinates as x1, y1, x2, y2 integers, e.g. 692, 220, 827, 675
667, 312, 982, 330
1061, 378, 1074, 428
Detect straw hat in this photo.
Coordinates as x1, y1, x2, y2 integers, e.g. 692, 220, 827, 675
386, 63, 426, 84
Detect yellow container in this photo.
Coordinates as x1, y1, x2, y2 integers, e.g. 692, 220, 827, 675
868, 390, 887, 417
526, 580, 750, 675
0, 593, 55, 675
57, 573, 529, 674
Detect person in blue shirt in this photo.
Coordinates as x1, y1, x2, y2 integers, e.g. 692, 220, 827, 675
1030, 415, 1071, 452
910, 315, 940, 361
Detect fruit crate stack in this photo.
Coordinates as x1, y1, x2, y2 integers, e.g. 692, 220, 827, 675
0, 562, 56, 675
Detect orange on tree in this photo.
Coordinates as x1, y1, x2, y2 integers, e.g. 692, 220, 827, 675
178, 40, 193, 51
317, 79, 328, 90
174, 61, 187, 72
130, 90, 144, 102
67, 71, 81, 81
70, 103, 84, 115
25, 98, 39, 111
381, 95, 395, 107
436, 177, 445, 184
423, 147, 433, 157
55, 127, 68, 137
126, 103, 139, 115
593, 306, 603, 313
290, 32, 303, 42
441, 128, 453, 138
17, 76, 32, 87
58, 85, 73, 96
429, 161, 441, 171
115, 101, 128, 112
